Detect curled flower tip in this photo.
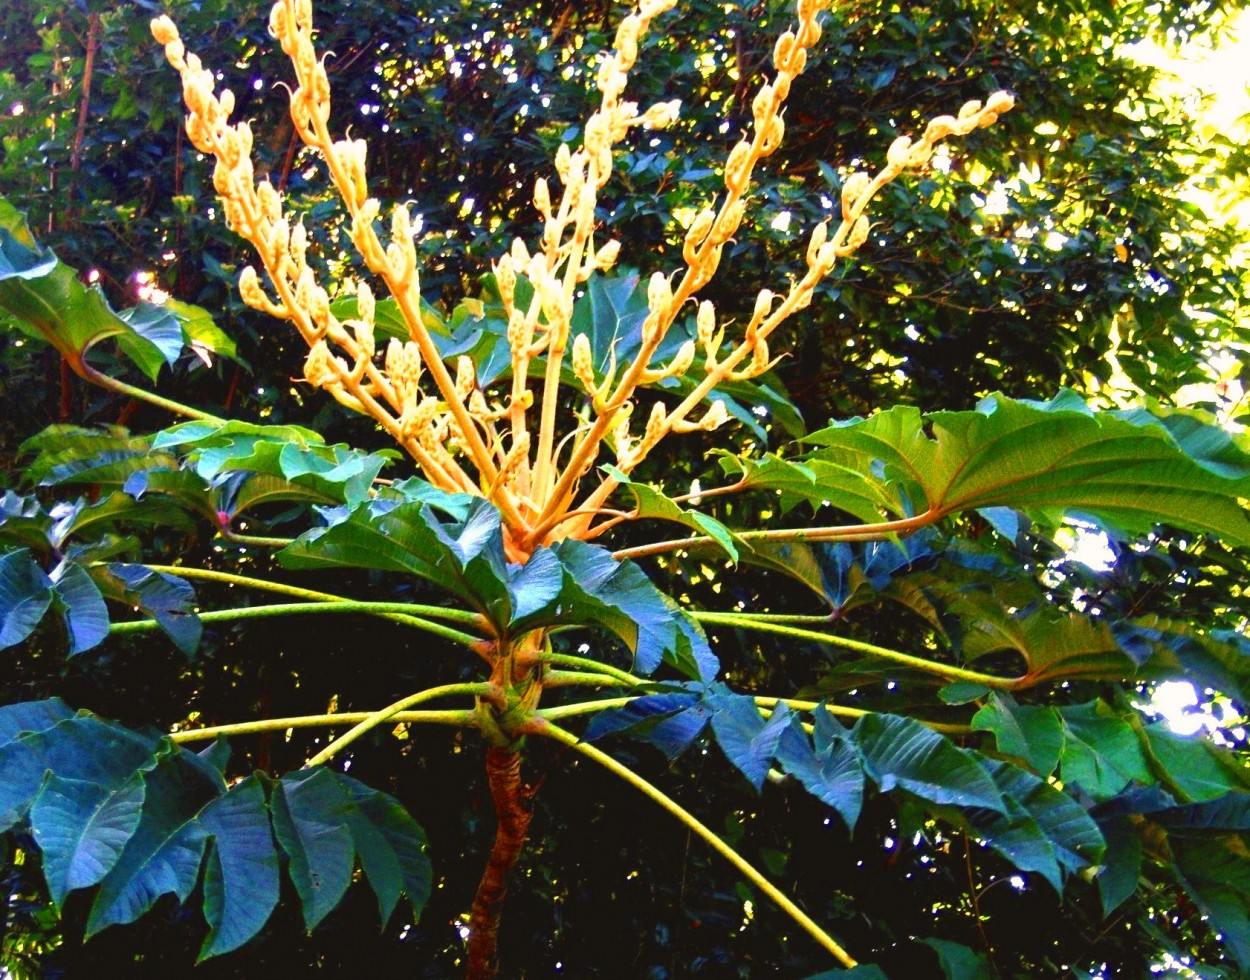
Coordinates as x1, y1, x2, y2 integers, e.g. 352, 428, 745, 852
150, 15, 179, 45
640, 100, 681, 130
886, 136, 913, 169
841, 172, 871, 221
985, 91, 1016, 116
701, 400, 729, 431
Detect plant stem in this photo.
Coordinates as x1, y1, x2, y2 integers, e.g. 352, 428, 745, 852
305, 682, 491, 766
168, 708, 477, 743
219, 529, 295, 548
538, 721, 857, 968
692, 611, 1020, 689
137, 564, 486, 627
82, 365, 223, 422
539, 697, 638, 721
542, 670, 629, 688
467, 746, 534, 979
612, 510, 941, 562
539, 652, 644, 687
756, 696, 971, 736
539, 695, 970, 735
109, 600, 484, 648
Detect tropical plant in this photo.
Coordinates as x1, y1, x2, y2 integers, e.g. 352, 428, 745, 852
2, 0, 1250, 976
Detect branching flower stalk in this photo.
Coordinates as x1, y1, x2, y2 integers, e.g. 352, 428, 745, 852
150, 0, 1012, 564
148, 1, 1014, 973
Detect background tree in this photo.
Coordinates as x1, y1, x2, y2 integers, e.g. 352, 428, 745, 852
1, 0, 1249, 976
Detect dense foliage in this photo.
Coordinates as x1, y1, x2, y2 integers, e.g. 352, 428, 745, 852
1, 0, 1249, 976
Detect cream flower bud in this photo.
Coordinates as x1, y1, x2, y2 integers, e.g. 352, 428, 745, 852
357, 281, 375, 325
455, 356, 476, 397
696, 301, 716, 345
752, 289, 774, 324
257, 180, 281, 223
752, 84, 774, 125
534, 177, 551, 215
572, 333, 595, 388
959, 99, 983, 120
510, 237, 530, 268
238, 266, 266, 309
686, 209, 715, 246
303, 341, 335, 386
268, 2, 287, 39
506, 310, 526, 352
668, 340, 695, 377
841, 172, 870, 221
647, 271, 672, 314
701, 400, 729, 430
807, 221, 829, 266
712, 199, 746, 242
847, 215, 870, 251
150, 15, 179, 45
773, 30, 796, 70
644, 401, 667, 443
724, 141, 752, 188
886, 136, 913, 169
595, 239, 621, 270
615, 13, 641, 45
554, 144, 571, 183
494, 254, 516, 305
290, 220, 308, 269
385, 338, 403, 379
924, 115, 957, 142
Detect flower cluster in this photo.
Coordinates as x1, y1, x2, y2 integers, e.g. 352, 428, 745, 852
152, 0, 1012, 559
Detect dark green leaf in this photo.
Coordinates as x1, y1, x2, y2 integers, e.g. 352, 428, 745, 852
853, 713, 1005, 812
271, 768, 355, 931
0, 548, 53, 649
197, 776, 280, 960
972, 692, 1064, 775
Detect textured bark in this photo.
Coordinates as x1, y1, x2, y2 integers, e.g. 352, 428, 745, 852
466, 747, 533, 979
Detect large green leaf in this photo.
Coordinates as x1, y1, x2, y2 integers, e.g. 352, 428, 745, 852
49, 560, 109, 655
1058, 701, 1153, 801
0, 548, 53, 649
281, 493, 717, 679
0, 700, 429, 956
1173, 837, 1250, 971
341, 777, 433, 926
983, 759, 1106, 875
707, 696, 793, 791
972, 692, 1064, 776
90, 564, 201, 656
85, 748, 225, 936
852, 713, 1005, 812
584, 689, 715, 758
775, 708, 865, 832
271, 767, 431, 931
197, 776, 280, 960
30, 772, 146, 907
798, 391, 1250, 544
0, 196, 234, 380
